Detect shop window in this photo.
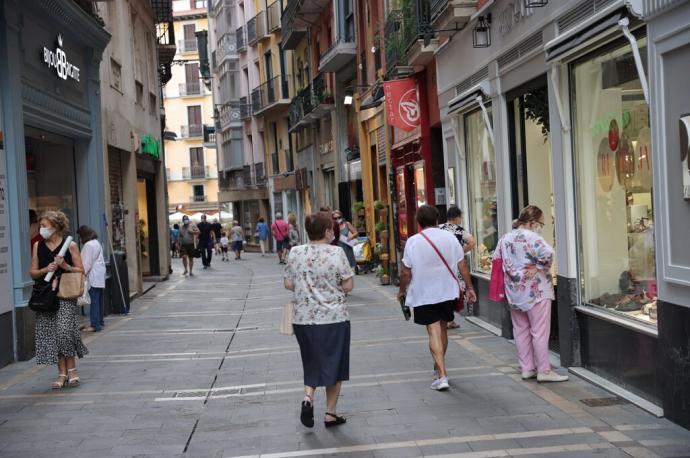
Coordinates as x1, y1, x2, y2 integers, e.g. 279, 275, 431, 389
464, 107, 497, 275
571, 37, 656, 326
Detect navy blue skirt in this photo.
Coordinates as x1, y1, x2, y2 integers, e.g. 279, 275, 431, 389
293, 321, 350, 387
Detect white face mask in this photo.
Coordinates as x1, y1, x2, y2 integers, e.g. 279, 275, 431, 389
39, 227, 55, 239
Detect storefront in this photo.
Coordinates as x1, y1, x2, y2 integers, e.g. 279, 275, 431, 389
436, 0, 680, 418
0, 0, 110, 364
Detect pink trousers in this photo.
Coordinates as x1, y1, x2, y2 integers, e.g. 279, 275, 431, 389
510, 299, 552, 373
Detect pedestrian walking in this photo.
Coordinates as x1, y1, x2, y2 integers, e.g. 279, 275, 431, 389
211, 218, 222, 255
439, 206, 476, 329
77, 226, 106, 333
197, 214, 215, 269
230, 220, 244, 260
397, 205, 476, 391
179, 215, 200, 276
30, 211, 88, 389
333, 210, 357, 268
287, 212, 301, 249
271, 212, 290, 264
493, 205, 568, 383
284, 211, 354, 428
170, 224, 181, 258
220, 232, 230, 261
256, 217, 270, 257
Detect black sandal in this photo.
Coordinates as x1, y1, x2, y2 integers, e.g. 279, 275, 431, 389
324, 412, 346, 428
300, 399, 314, 428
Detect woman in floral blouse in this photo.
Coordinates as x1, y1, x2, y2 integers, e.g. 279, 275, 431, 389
284, 211, 354, 428
494, 205, 567, 383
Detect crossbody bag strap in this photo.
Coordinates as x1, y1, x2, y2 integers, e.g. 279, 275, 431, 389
420, 232, 461, 289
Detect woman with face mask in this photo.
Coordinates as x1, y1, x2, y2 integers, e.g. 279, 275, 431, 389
333, 210, 357, 268
493, 205, 567, 383
30, 210, 87, 389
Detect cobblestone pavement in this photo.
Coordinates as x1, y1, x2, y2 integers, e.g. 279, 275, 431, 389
1, 253, 690, 458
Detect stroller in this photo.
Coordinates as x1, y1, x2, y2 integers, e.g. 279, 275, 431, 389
352, 236, 373, 274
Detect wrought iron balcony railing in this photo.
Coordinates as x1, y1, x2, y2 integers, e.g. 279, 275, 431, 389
180, 124, 203, 138
182, 165, 211, 180
251, 75, 290, 115
239, 96, 251, 120
247, 11, 266, 45
267, 1, 281, 32
191, 194, 208, 202
281, 0, 306, 50
384, 1, 434, 74
178, 38, 198, 53
179, 81, 201, 96
236, 26, 246, 51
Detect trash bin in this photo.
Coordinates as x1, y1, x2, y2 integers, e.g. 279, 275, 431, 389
108, 251, 130, 314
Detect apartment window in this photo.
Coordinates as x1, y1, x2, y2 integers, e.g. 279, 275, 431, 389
110, 59, 122, 92
184, 63, 201, 95
192, 0, 207, 9
192, 185, 205, 202
135, 81, 144, 106
149, 93, 157, 115
183, 24, 197, 52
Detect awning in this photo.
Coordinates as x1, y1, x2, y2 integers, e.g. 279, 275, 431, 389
447, 80, 492, 116
545, 10, 625, 62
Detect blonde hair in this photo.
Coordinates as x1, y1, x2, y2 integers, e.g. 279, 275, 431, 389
39, 210, 70, 235
512, 205, 543, 229
288, 212, 297, 225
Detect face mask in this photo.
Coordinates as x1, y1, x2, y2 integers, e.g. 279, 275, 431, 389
532, 224, 543, 235
337, 218, 343, 223
183, 220, 189, 226
39, 227, 55, 239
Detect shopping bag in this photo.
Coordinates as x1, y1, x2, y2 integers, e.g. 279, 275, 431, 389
77, 278, 91, 306
488, 258, 506, 302
280, 302, 294, 335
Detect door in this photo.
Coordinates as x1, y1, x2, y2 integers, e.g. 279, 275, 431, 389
264, 51, 274, 102
187, 105, 202, 137
189, 147, 204, 178
185, 63, 200, 94
507, 76, 559, 351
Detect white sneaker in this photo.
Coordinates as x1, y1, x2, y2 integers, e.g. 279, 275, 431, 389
430, 377, 449, 391
537, 371, 569, 383
521, 370, 537, 380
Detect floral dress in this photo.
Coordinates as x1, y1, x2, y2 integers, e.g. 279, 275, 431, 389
284, 244, 354, 324
494, 228, 555, 312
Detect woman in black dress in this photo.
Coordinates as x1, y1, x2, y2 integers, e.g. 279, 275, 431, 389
30, 210, 87, 389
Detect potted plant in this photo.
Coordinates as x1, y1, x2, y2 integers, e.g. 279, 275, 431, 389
374, 200, 388, 221
374, 222, 386, 233
352, 201, 365, 217
373, 265, 384, 278
374, 200, 385, 210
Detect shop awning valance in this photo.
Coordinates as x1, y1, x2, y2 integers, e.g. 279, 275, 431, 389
447, 80, 492, 116
545, 10, 625, 62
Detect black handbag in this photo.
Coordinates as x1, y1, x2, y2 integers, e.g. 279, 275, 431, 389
28, 282, 60, 313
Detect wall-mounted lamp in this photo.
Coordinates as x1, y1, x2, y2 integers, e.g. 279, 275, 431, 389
344, 94, 354, 105
473, 14, 492, 48
525, 0, 548, 7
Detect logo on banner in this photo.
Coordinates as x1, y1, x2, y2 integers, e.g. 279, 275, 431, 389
41, 34, 81, 82
384, 79, 421, 132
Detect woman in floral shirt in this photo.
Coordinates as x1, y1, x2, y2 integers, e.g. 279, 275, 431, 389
284, 211, 354, 429
494, 205, 567, 383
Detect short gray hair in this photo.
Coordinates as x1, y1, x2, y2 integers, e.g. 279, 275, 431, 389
275, 212, 283, 219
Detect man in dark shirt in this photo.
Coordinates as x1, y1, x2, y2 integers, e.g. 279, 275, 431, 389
211, 218, 223, 254
197, 214, 215, 269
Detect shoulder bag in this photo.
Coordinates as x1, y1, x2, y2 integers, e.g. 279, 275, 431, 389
57, 272, 86, 300
488, 238, 506, 302
420, 232, 465, 312
28, 281, 60, 313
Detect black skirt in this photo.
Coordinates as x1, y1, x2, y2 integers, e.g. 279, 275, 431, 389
293, 321, 350, 387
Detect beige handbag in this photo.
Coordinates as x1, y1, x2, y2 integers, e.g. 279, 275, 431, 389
280, 302, 294, 335
57, 273, 86, 300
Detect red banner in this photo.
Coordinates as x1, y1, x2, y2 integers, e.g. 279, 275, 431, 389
383, 78, 420, 132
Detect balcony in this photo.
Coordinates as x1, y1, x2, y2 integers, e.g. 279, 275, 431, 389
281, 0, 306, 50
288, 85, 312, 133
182, 165, 213, 180
219, 103, 242, 128
239, 96, 251, 120
191, 194, 208, 202
310, 71, 334, 118
180, 124, 203, 138
179, 81, 201, 96
247, 11, 266, 46
429, 0, 475, 32
319, 38, 357, 73
267, 1, 281, 32
236, 26, 246, 51
216, 32, 238, 65
178, 38, 198, 53
288, 73, 333, 133
384, 3, 438, 76
251, 75, 291, 116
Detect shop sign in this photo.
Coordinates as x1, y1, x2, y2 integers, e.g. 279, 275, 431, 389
0, 127, 10, 315
383, 79, 421, 132
41, 34, 80, 82
318, 139, 334, 155
141, 135, 160, 159
498, 3, 534, 37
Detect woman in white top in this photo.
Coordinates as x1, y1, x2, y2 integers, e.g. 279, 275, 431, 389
397, 206, 477, 391
493, 205, 567, 383
77, 226, 106, 332
284, 211, 354, 429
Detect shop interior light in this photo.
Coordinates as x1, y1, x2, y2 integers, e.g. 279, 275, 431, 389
525, 0, 548, 7
344, 94, 353, 105
473, 14, 491, 48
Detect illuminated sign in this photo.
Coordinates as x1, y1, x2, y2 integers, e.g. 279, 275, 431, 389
42, 34, 80, 82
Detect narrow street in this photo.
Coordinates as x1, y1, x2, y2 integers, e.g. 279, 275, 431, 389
0, 254, 689, 458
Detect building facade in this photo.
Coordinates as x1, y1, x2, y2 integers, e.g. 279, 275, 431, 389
165, 1, 221, 215
0, 0, 110, 365
100, 0, 172, 294
435, 0, 690, 428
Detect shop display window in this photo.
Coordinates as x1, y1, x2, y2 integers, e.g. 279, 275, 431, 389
464, 107, 497, 275
571, 36, 657, 326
